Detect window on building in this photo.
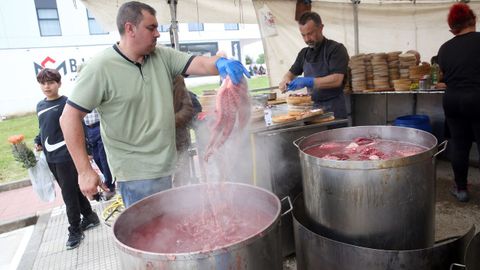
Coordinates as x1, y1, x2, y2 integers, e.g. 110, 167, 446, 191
87, 9, 108, 35
158, 24, 170, 33
179, 42, 218, 57
188, 23, 204, 32
224, 23, 239, 31
35, 0, 61, 36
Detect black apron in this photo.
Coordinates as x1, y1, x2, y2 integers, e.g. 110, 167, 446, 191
303, 39, 347, 119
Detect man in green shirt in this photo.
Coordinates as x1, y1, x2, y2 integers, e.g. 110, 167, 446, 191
60, 1, 249, 207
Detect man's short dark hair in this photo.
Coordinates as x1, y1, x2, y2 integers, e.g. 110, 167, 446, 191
116, 1, 156, 35
37, 68, 61, 84
299, 11, 323, 27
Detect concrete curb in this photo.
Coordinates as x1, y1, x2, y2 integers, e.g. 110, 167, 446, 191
0, 214, 37, 234
0, 179, 31, 193
17, 212, 51, 270
0, 179, 43, 235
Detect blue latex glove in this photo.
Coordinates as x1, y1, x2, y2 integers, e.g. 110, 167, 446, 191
287, 77, 314, 91
215, 57, 251, 85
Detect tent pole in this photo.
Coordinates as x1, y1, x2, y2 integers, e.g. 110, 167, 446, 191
168, 0, 180, 50
352, 0, 359, 55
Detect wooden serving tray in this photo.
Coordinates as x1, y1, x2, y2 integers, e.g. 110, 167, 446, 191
267, 99, 286, 105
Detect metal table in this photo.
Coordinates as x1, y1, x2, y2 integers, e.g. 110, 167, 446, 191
351, 89, 445, 125
350, 89, 445, 140
350, 89, 479, 164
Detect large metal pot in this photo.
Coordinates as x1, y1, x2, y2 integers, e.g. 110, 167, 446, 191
113, 182, 286, 270
294, 126, 447, 250
293, 194, 475, 270
450, 232, 480, 270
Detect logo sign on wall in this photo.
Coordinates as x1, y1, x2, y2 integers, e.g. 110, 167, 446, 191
33, 56, 85, 82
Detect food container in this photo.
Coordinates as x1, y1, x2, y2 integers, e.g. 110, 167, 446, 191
252, 94, 268, 106
294, 126, 447, 250
267, 92, 277, 101
113, 182, 290, 270
293, 194, 476, 270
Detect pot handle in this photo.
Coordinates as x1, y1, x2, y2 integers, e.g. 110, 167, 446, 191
293, 136, 305, 148
433, 140, 448, 158
449, 263, 466, 270
280, 196, 293, 217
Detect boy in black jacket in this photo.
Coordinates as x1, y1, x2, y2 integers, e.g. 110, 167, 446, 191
34, 68, 99, 250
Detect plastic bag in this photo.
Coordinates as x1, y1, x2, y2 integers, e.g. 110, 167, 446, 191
28, 152, 56, 202
90, 159, 105, 182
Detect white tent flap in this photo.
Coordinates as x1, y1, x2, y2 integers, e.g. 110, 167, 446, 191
80, 0, 258, 31
253, 1, 480, 88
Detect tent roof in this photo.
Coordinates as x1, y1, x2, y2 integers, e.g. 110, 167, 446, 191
80, 0, 478, 31
79, 0, 258, 31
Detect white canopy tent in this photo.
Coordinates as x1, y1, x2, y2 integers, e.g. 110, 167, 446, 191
256, 0, 480, 86
79, 0, 480, 88
78, 0, 258, 26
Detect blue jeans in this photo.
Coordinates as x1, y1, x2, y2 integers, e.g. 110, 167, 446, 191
86, 124, 114, 191
117, 176, 172, 208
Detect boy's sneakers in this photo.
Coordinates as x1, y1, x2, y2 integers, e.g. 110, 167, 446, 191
81, 212, 100, 231
450, 187, 469, 202
66, 212, 99, 250
66, 228, 84, 250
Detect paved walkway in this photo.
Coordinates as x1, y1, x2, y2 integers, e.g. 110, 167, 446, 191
20, 202, 120, 270
0, 183, 63, 224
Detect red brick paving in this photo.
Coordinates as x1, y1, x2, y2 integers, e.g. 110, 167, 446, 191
0, 183, 63, 223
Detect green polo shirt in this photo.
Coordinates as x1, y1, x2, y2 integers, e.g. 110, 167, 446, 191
68, 44, 194, 181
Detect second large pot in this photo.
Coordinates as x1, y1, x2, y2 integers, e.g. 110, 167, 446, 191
295, 126, 446, 250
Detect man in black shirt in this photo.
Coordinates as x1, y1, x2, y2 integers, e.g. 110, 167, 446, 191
279, 11, 349, 119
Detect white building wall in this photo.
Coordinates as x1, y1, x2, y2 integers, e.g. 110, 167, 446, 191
0, 1, 264, 116
0, 45, 111, 116
0, 0, 118, 49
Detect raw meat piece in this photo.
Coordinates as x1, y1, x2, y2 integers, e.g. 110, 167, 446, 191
359, 146, 387, 160
305, 138, 426, 161
354, 137, 375, 145
204, 76, 250, 160
345, 142, 359, 149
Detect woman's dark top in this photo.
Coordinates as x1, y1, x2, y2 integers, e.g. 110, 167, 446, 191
438, 31, 480, 118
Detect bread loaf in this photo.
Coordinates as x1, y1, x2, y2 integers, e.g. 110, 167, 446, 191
286, 95, 312, 105
272, 114, 296, 123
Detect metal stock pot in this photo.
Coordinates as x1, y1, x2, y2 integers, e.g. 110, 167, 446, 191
293, 194, 475, 270
113, 182, 290, 270
294, 126, 447, 250
450, 232, 480, 270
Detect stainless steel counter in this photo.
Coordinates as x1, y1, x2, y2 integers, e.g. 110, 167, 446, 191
350, 90, 445, 139
350, 90, 478, 163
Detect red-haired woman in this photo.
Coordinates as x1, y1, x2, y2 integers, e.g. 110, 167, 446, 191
437, 3, 480, 202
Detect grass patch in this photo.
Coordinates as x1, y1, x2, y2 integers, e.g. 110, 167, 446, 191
0, 114, 38, 183
189, 76, 270, 95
